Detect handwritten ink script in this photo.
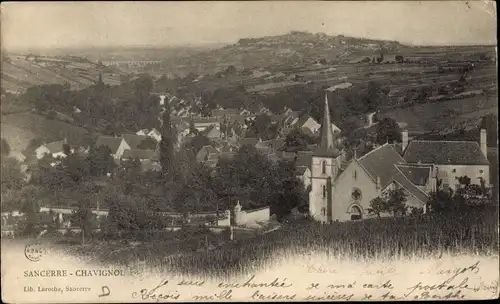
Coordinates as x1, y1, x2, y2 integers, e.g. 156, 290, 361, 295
130, 261, 499, 301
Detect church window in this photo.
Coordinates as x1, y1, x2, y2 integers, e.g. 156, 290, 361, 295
321, 207, 326, 216
452, 169, 456, 173
479, 169, 484, 174
353, 170, 357, 180
322, 185, 326, 198
322, 160, 326, 174
351, 188, 362, 200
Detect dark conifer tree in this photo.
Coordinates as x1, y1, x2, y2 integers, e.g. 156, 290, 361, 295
159, 101, 177, 180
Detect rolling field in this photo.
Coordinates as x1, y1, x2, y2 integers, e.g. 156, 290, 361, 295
1, 56, 124, 93
381, 96, 497, 133
0, 112, 89, 152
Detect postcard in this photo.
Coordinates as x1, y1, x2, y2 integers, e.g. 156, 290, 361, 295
1, 1, 498, 302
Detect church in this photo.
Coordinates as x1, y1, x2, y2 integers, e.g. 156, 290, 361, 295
308, 94, 490, 223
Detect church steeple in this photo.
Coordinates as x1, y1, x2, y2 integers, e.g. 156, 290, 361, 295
318, 93, 339, 155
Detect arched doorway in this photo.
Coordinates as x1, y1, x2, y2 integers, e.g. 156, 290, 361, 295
349, 205, 363, 221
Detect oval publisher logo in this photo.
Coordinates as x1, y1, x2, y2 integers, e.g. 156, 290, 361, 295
24, 241, 46, 262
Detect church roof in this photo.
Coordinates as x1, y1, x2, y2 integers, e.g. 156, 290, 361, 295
357, 144, 430, 204
403, 140, 489, 165
315, 94, 341, 158
358, 144, 406, 190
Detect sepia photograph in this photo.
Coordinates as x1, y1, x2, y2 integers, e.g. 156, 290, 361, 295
1, 1, 498, 302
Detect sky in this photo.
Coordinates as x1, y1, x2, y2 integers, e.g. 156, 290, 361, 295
1, 1, 497, 51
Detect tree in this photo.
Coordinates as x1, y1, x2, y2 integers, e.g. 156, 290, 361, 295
283, 128, 314, 152
71, 200, 94, 244
63, 143, 71, 155
189, 119, 198, 135
159, 102, 177, 180
368, 188, 408, 217
270, 160, 309, 220
1, 156, 23, 190
427, 189, 455, 214
88, 145, 116, 176
175, 163, 216, 212
62, 153, 90, 183
1, 138, 10, 156
17, 185, 42, 235
385, 188, 408, 216
182, 135, 211, 155
368, 196, 386, 218
375, 117, 402, 145
247, 114, 276, 140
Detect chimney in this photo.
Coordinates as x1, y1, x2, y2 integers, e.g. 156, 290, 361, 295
431, 166, 438, 192
480, 129, 487, 158
402, 130, 409, 153
376, 176, 381, 190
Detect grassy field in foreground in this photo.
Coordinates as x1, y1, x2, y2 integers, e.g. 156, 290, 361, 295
59, 207, 499, 279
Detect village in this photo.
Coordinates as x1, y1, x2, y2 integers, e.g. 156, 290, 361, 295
1, 76, 495, 241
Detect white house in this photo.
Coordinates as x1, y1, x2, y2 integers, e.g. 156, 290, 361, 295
147, 128, 162, 142
35, 140, 73, 160
136, 129, 149, 136
296, 166, 312, 189
402, 129, 490, 190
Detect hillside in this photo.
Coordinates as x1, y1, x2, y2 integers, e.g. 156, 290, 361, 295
1, 54, 125, 94
162, 31, 410, 74
0, 111, 90, 154
160, 30, 495, 77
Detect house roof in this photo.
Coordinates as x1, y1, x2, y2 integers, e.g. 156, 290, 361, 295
301, 127, 317, 138
122, 149, 155, 160
201, 125, 221, 139
95, 136, 123, 154
270, 138, 286, 151
211, 109, 242, 117
205, 159, 218, 168
227, 114, 247, 124
395, 164, 432, 186
269, 114, 284, 123
392, 169, 430, 204
296, 151, 313, 169
193, 117, 221, 124
403, 140, 489, 165
207, 152, 219, 161
296, 165, 310, 175
219, 152, 236, 161
238, 137, 259, 147
150, 149, 160, 161
296, 114, 317, 128
256, 146, 273, 155
44, 141, 66, 153
196, 145, 218, 162
121, 134, 149, 149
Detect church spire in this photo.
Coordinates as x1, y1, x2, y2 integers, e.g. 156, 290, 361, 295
319, 93, 336, 152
